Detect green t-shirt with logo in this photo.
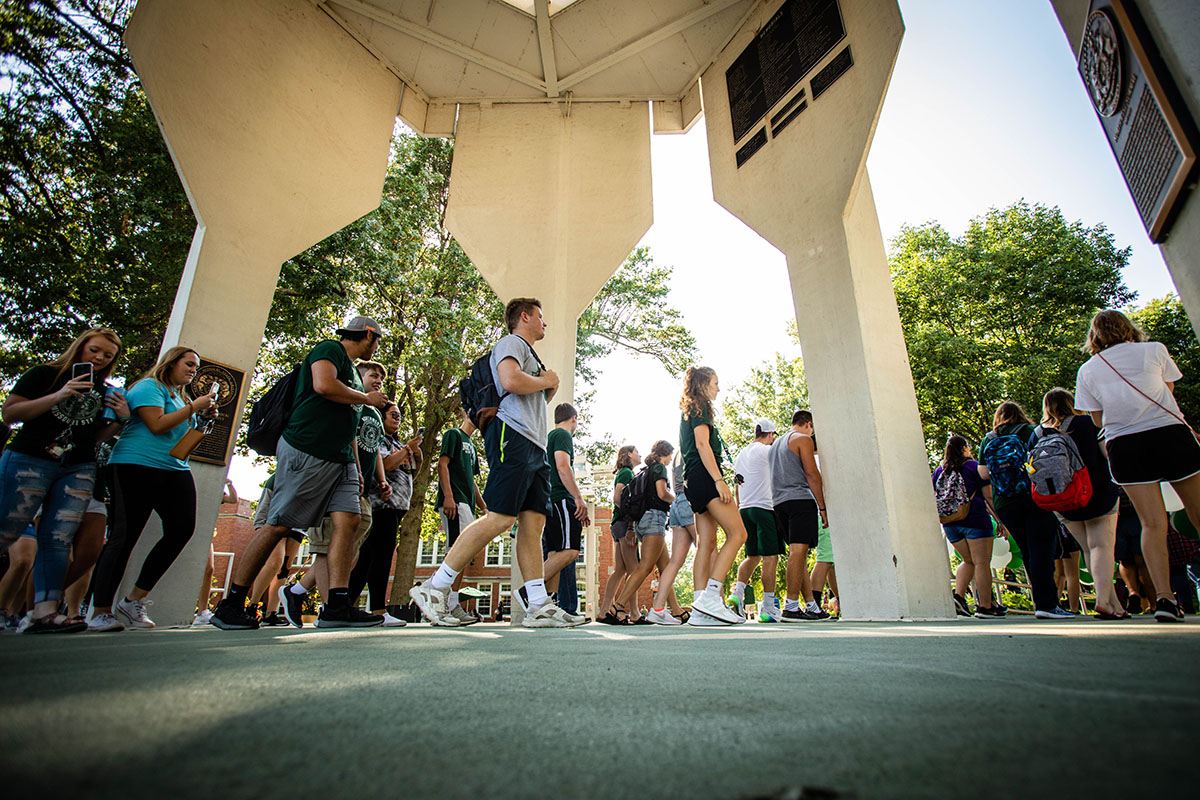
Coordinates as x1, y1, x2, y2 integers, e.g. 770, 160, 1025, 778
611, 466, 634, 522
356, 406, 385, 496
435, 426, 480, 512
281, 340, 363, 463
546, 426, 574, 503
680, 408, 725, 477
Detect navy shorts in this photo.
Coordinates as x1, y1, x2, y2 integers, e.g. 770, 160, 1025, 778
482, 420, 551, 517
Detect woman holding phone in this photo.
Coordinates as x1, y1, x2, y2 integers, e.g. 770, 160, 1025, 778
87, 346, 216, 631
0, 327, 126, 633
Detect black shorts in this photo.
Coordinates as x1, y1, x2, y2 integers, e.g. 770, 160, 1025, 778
775, 498, 818, 547
482, 420, 552, 517
1114, 511, 1143, 564
543, 498, 582, 552
1054, 526, 1082, 559
1107, 425, 1200, 485
683, 466, 720, 514
284, 529, 305, 544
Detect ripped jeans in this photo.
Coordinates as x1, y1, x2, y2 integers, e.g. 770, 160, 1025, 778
0, 450, 96, 605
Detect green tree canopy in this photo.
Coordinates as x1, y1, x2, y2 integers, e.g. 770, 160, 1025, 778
1130, 294, 1200, 424
890, 201, 1135, 454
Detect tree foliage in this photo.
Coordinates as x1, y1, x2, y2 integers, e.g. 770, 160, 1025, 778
1130, 294, 1200, 424
890, 201, 1135, 453
718, 323, 808, 455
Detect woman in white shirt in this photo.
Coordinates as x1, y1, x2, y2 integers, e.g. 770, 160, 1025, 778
1074, 310, 1200, 623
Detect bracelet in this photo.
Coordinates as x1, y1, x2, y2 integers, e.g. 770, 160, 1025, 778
818, 507, 826, 512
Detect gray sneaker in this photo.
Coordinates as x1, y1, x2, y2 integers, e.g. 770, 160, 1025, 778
521, 601, 584, 628
449, 605, 480, 626
88, 612, 124, 632
409, 583, 460, 627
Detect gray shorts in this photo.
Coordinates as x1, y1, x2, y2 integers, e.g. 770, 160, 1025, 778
267, 437, 360, 530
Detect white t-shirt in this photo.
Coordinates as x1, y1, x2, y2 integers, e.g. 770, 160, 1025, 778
733, 440, 773, 510
1074, 341, 1184, 439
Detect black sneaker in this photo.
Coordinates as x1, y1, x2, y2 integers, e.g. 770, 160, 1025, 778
211, 601, 260, 630
973, 605, 1005, 619
953, 593, 971, 617
780, 608, 812, 622
278, 584, 305, 628
315, 605, 384, 628
260, 611, 288, 627
1154, 597, 1185, 623
808, 607, 832, 621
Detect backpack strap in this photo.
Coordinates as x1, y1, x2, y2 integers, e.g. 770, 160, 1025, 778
1096, 351, 1193, 433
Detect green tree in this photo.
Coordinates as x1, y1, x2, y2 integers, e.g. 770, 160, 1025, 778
890, 201, 1135, 455
718, 323, 809, 454
1129, 294, 1200, 424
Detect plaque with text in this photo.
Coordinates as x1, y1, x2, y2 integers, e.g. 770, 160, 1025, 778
1080, 0, 1198, 242
186, 357, 245, 466
736, 128, 769, 168
726, 0, 846, 144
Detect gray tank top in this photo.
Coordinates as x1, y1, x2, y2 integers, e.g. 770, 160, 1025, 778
672, 453, 686, 493
769, 430, 815, 504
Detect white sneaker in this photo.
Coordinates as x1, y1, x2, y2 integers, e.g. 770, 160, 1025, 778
380, 611, 407, 628
192, 609, 213, 626
693, 590, 744, 624
116, 597, 155, 629
521, 601, 583, 628
758, 600, 783, 623
15, 612, 33, 633
647, 607, 682, 626
88, 612, 124, 632
686, 607, 728, 626
449, 605, 480, 626
409, 583, 460, 626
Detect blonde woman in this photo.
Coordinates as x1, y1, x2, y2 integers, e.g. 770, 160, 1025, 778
88, 346, 217, 631
1, 328, 126, 633
679, 367, 748, 625
1074, 309, 1200, 622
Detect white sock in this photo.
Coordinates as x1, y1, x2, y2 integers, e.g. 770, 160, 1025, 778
762, 591, 775, 602
806, 600, 820, 613
289, 583, 307, 596
733, 581, 747, 600
430, 563, 458, 592
448, 591, 460, 610
785, 598, 800, 612
706, 579, 722, 596
523, 578, 548, 611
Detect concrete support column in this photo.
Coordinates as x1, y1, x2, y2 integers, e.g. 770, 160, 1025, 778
445, 102, 654, 622
703, 0, 952, 619
121, 0, 400, 625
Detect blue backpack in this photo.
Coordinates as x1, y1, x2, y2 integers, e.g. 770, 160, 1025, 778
981, 429, 1032, 499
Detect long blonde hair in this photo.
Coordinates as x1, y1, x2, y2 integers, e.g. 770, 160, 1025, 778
142, 346, 199, 400
1083, 309, 1146, 355
47, 328, 123, 384
680, 366, 716, 419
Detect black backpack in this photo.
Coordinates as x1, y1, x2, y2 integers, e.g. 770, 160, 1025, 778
618, 467, 657, 523
459, 340, 544, 432
245, 365, 300, 457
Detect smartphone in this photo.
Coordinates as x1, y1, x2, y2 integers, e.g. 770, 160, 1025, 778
209, 381, 220, 399
72, 362, 93, 382
417, 427, 425, 437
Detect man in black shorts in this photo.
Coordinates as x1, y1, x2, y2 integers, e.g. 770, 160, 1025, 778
436, 408, 487, 624
542, 403, 588, 622
769, 410, 830, 621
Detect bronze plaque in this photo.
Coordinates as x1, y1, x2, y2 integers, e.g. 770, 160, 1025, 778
1080, 0, 1198, 242
186, 357, 245, 466
726, 0, 845, 144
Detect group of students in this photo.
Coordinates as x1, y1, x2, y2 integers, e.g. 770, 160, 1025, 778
934, 309, 1200, 623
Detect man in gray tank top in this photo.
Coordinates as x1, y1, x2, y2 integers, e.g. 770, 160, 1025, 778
769, 410, 830, 621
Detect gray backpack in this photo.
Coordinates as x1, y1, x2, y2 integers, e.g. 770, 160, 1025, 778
1028, 425, 1093, 511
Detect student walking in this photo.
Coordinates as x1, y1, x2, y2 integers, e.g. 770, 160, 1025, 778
542, 403, 588, 623
613, 441, 674, 621
88, 346, 218, 631
435, 409, 487, 623
599, 445, 640, 624
678, 366, 747, 625
410, 298, 581, 628
1074, 309, 1200, 622
770, 410, 830, 621
0, 328, 126, 633
648, 450, 697, 624
730, 419, 784, 622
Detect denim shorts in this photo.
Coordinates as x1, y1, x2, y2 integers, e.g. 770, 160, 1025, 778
943, 524, 993, 544
668, 495, 695, 527
636, 508, 668, 539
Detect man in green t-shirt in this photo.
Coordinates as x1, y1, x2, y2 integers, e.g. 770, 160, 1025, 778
436, 408, 486, 623
541, 403, 588, 620
214, 316, 389, 631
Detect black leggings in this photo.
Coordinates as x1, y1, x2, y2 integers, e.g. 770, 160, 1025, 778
348, 507, 405, 609
996, 495, 1060, 612
90, 464, 196, 607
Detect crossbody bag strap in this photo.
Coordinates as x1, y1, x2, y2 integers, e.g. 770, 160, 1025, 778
1096, 352, 1192, 432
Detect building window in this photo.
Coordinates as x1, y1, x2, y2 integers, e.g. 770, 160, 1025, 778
575, 532, 587, 565
474, 582, 492, 619
485, 536, 512, 566
417, 536, 445, 566
498, 582, 511, 616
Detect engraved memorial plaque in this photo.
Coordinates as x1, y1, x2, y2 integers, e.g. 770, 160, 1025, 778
1080, 0, 1198, 242
736, 128, 769, 168
186, 357, 245, 466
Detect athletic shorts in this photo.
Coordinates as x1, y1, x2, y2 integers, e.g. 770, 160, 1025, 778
306, 495, 372, 555
683, 466, 720, 514
267, 437, 360, 529
1114, 511, 1142, 564
1106, 424, 1200, 485
635, 508, 668, 539
942, 524, 992, 544
610, 518, 630, 541
775, 498, 819, 547
85, 498, 106, 517
1053, 525, 1082, 559
482, 420, 551, 517
439, 502, 477, 548
668, 494, 695, 527
741, 507, 786, 557
254, 483, 312, 542
543, 498, 582, 552
815, 523, 835, 563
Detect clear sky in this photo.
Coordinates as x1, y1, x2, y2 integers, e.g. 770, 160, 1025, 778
231, 0, 1180, 491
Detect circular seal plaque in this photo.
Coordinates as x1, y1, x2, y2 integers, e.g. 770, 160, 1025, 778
192, 364, 238, 410
1081, 9, 1122, 118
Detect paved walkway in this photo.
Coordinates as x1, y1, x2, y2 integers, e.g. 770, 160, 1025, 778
3, 617, 1199, 798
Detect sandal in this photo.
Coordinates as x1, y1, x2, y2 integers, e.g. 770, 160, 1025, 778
1094, 608, 1131, 620
23, 613, 87, 634
672, 610, 691, 624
